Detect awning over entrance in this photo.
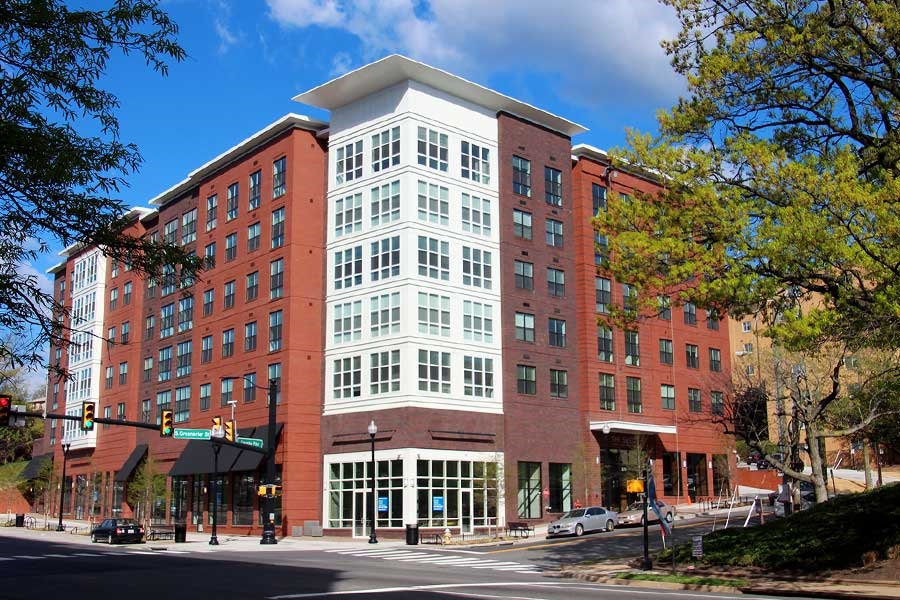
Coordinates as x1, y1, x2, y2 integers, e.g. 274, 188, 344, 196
114, 444, 148, 482
590, 420, 677, 436
21, 453, 52, 480
168, 423, 283, 477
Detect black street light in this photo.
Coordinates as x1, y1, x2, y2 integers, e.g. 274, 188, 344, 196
602, 424, 611, 509
368, 420, 378, 544
56, 443, 71, 532
209, 424, 224, 546
641, 464, 653, 571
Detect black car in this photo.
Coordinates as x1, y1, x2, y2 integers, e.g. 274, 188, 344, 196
91, 518, 145, 544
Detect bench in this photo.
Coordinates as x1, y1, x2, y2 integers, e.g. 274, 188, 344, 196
148, 526, 175, 541
505, 521, 534, 538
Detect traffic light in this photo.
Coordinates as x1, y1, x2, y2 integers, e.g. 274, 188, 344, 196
257, 484, 268, 497
0, 395, 10, 427
160, 409, 174, 437
224, 420, 235, 442
81, 402, 95, 431
271, 485, 283, 497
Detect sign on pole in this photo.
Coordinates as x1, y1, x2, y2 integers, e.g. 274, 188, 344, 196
237, 437, 264, 449
174, 428, 212, 440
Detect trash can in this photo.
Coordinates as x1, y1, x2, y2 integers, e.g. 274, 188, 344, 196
14, 514, 24, 528
405, 523, 419, 545
174, 523, 187, 543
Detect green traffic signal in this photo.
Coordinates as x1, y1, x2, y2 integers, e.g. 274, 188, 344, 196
160, 409, 174, 437
81, 402, 95, 431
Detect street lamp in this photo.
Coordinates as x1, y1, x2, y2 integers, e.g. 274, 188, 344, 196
209, 422, 224, 545
368, 420, 378, 544
641, 463, 653, 571
56, 443, 71, 531
601, 424, 611, 509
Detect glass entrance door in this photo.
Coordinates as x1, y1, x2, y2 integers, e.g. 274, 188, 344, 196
460, 490, 473, 534
353, 491, 367, 538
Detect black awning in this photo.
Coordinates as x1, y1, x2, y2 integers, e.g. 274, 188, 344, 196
169, 423, 284, 477
229, 423, 283, 472
21, 453, 52, 480
114, 444, 148, 482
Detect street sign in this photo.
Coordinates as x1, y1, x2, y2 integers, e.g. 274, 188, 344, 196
238, 437, 264, 448
174, 428, 211, 440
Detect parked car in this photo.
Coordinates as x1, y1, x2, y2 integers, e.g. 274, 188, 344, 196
618, 500, 675, 526
546, 506, 618, 538
91, 518, 145, 544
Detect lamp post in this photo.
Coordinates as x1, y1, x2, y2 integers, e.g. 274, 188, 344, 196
641, 464, 653, 570
209, 424, 224, 545
56, 443, 71, 531
601, 424, 611, 509
368, 420, 378, 544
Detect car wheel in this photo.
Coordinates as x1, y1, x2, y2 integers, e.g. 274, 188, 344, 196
606, 519, 615, 532
574, 523, 584, 536
107, 534, 114, 544
665, 512, 674, 523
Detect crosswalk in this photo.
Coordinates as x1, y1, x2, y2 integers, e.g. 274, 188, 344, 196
324, 547, 542, 574
0, 547, 220, 562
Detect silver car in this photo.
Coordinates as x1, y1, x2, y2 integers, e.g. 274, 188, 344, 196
618, 500, 675, 526
546, 506, 618, 537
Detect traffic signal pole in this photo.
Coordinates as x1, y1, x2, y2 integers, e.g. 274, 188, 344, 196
261, 379, 278, 545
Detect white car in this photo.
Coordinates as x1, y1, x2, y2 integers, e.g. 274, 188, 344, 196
546, 506, 618, 537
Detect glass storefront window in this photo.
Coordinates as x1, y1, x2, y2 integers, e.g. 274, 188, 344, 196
233, 474, 255, 525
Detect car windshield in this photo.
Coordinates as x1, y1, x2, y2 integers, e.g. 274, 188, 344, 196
562, 509, 586, 518
116, 519, 139, 526
625, 502, 646, 512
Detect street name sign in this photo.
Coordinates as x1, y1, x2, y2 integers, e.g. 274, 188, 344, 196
238, 437, 264, 448
174, 428, 211, 440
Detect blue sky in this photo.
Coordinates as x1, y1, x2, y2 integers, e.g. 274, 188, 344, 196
19, 0, 685, 390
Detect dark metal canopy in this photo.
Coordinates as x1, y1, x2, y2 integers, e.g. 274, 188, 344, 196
21, 453, 52, 480
168, 423, 282, 477
114, 444, 148, 482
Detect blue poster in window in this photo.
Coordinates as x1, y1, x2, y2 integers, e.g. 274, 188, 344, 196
378, 495, 389, 512
432, 496, 444, 511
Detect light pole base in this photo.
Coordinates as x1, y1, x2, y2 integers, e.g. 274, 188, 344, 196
260, 529, 278, 545
640, 557, 653, 570
209, 535, 219, 545
56, 525, 65, 532
368, 535, 378, 544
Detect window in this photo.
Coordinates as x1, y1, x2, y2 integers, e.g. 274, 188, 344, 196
156, 390, 172, 425
174, 386, 190, 423
107, 325, 116, 344
626, 377, 642, 413
516, 364, 536, 394
549, 318, 567, 347
370, 292, 400, 336
123, 282, 132, 306
547, 268, 565, 296
417, 236, 449, 280
624, 330, 640, 366
139, 398, 151, 423
684, 302, 697, 325
158, 346, 172, 382
461, 140, 490, 184
206, 194, 218, 231
742, 321, 752, 333
273, 156, 286, 197
595, 230, 609, 267
416, 126, 448, 171
746, 364, 756, 376
622, 283, 638, 315
109, 287, 119, 309
544, 166, 562, 206
550, 369, 568, 398
246, 271, 258, 301
517, 462, 541, 519
371, 236, 400, 281
512, 155, 531, 196
269, 310, 283, 351
463, 300, 493, 343
270, 258, 285, 298
658, 295, 671, 320
117, 402, 126, 421
514, 260, 533, 290
199, 384, 211, 411
333, 247, 360, 290
244, 321, 258, 352
201, 335, 213, 363
370, 349, 400, 394
335, 193, 362, 236
334, 300, 362, 343
711, 391, 725, 415
105, 366, 113, 389
120, 321, 130, 345
249, 170, 261, 210
160, 303, 175, 338
689, 388, 702, 412
220, 378, 233, 407
463, 356, 493, 397
336, 140, 363, 184
461, 193, 491, 236
271, 207, 285, 248
418, 349, 450, 393
225, 233, 237, 261
164, 219, 177, 245
176, 341, 192, 377
659, 339, 673, 365
417, 180, 449, 225
268, 363, 282, 405
743, 342, 754, 354
596, 277, 611, 313
371, 180, 400, 226
709, 348, 722, 372
592, 183, 607, 214
686, 344, 699, 368
545, 219, 563, 247
243, 373, 257, 403
661, 384, 675, 410
204, 242, 216, 269
203, 289, 214, 316
513, 209, 532, 240
372, 126, 400, 172
333, 356, 361, 398
145, 315, 155, 340
161, 263, 177, 296
222, 328, 235, 358
226, 183, 239, 221
462, 246, 492, 289
417, 293, 450, 336
224, 280, 236, 309
178, 296, 193, 332
515, 312, 535, 342
707, 309, 720, 330
143, 357, 153, 382
597, 325, 614, 362
599, 373, 615, 410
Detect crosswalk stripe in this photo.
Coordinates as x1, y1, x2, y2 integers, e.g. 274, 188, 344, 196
41, 554, 69, 558
0, 557, 13, 561
14, 556, 45, 560
72, 553, 105, 557
126, 551, 157, 555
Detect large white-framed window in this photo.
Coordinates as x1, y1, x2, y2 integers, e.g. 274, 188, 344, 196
418, 349, 451, 393
462, 247, 492, 289
334, 300, 362, 344
371, 126, 400, 172
335, 193, 363, 237
370, 292, 400, 337
417, 126, 448, 172
333, 356, 361, 399
463, 300, 493, 343
463, 356, 493, 398
417, 180, 449, 225
370, 349, 400, 394
461, 141, 490, 184
335, 246, 362, 290
461, 194, 491, 236
417, 236, 449, 280
370, 236, 400, 281
336, 140, 363, 184
417, 292, 450, 337
371, 180, 400, 227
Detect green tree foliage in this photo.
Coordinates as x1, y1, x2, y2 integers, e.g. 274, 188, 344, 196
597, 0, 900, 501
0, 0, 201, 374
126, 453, 165, 528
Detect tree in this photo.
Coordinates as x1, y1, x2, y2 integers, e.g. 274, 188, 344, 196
0, 0, 201, 376
596, 0, 900, 504
126, 454, 165, 529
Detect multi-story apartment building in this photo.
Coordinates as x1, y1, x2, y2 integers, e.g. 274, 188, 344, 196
33, 56, 733, 538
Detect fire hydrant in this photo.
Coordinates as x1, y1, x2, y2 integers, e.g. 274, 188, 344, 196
443, 528, 452, 545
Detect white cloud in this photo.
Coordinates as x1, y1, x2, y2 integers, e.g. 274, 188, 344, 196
265, 0, 683, 110
215, 18, 240, 53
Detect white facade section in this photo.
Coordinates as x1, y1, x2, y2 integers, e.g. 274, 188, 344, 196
323, 80, 503, 416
